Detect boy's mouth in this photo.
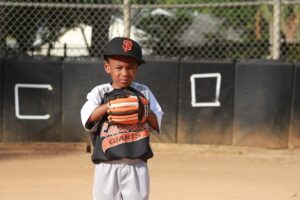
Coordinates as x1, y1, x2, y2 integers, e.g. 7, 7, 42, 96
120, 79, 129, 84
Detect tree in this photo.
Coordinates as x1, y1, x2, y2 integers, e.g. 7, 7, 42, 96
1, 0, 117, 57
255, 4, 300, 43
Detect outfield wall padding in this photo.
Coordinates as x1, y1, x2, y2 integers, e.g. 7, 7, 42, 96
177, 60, 235, 145
1, 57, 299, 148
0, 59, 3, 142
290, 64, 300, 147
233, 61, 294, 148
135, 58, 179, 143
61, 60, 110, 142
3, 58, 62, 142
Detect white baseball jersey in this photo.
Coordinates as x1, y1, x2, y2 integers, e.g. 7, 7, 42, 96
81, 82, 163, 134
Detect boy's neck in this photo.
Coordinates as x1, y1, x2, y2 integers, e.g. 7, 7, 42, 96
111, 82, 132, 89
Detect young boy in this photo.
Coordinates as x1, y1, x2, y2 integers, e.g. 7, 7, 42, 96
80, 37, 163, 200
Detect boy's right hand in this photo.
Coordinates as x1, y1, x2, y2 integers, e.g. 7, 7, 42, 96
88, 102, 109, 123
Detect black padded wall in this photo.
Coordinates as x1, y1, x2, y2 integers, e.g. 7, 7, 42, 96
135, 58, 179, 143
0, 59, 3, 142
1, 57, 299, 148
290, 64, 300, 147
177, 60, 235, 144
61, 60, 110, 141
233, 61, 294, 148
3, 58, 62, 142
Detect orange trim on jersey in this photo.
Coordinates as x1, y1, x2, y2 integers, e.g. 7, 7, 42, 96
102, 130, 149, 152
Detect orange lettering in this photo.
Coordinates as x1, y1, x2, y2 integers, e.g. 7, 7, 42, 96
102, 130, 149, 152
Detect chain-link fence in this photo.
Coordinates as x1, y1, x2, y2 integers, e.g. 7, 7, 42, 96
1, 0, 300, 62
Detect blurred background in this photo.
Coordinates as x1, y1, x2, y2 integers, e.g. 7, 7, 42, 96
1, 0, 300, 149
1, 0, 300, 61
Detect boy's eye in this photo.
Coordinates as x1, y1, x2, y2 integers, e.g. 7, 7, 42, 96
128, 65, 136, 69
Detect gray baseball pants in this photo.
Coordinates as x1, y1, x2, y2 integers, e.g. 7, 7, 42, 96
93, 158, 150, 200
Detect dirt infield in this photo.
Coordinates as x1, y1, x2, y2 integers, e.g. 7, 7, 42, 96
0, 143, 300, 200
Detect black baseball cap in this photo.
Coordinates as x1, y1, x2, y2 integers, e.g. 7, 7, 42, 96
103, 37, 145, 65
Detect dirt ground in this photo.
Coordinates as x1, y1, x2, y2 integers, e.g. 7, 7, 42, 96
0, 143, 300, 200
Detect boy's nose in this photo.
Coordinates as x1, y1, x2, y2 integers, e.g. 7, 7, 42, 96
121, 69, 129, 76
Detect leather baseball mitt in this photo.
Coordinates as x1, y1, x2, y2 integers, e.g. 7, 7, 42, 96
104, 88, 149, 125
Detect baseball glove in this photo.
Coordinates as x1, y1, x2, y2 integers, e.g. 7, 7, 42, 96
104, 88, 149, 125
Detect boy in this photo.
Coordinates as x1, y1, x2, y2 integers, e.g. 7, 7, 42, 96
80, 37, 163, 200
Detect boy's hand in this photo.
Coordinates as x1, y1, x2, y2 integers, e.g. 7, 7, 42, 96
88, 102, 109, 123
146, 110, 159, 131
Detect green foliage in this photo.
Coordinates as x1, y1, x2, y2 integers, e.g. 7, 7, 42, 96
1, 0, 300, 61
1, 1, 115, 57
163, 0, 242, 3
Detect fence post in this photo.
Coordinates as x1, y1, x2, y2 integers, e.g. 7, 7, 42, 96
63, 43, 67, 58
123, 0, 131, 38
0, 7, 5, 57
272, 0, 281, 60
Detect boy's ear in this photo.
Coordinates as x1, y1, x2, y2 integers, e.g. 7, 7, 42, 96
104, 60, 111, 74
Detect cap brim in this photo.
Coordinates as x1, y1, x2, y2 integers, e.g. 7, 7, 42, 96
104, 54, 145, 65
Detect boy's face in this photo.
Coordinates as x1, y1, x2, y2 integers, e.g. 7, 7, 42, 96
104, 55, 138, 89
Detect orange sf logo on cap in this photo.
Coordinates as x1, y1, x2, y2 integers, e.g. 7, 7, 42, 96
122, 40, 133, 52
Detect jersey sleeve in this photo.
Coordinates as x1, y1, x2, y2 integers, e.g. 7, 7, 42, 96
80, 87, 103, 132
145, 87, 164, 134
